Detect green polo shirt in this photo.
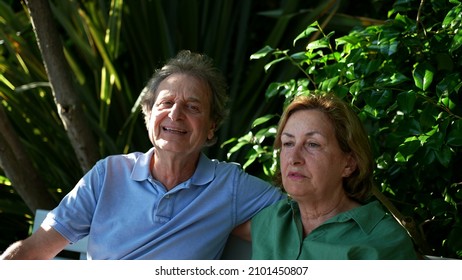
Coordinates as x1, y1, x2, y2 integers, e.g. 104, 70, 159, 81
251, 199, 418, 259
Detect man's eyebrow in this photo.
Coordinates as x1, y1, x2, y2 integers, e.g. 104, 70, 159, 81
186, 97, 202, 103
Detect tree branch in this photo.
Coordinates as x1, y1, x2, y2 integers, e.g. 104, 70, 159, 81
24, 0, 99, 172
0, 105, 56, 212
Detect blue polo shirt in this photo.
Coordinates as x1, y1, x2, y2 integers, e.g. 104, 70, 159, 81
44, 148, 285, 259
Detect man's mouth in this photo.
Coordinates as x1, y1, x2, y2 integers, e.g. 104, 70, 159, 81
162, 126, 187, 134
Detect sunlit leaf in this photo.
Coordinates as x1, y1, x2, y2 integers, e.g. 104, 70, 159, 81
242, 149, 258, 170
319, 76, 339, 92
252, 114, 277, 128
442, 5, 462, 28
306, 37, 330, 51
250, 46, 275, 60
413, 62, 435, 90
441, 96, 456, 110
451, 30, 462, 52
376, 72, 409, 86
397, 138, 420, 159
263, 57, 284, 71
293, 26, 319, 46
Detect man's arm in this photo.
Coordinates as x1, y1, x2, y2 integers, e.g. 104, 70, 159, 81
0, 225, 69, 260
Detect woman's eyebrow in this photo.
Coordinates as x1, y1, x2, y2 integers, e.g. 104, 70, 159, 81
282, 131, 323, 138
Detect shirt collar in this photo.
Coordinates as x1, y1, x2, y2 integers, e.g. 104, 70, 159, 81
289, 198, 386, 235
131, 148, 154, 181
327, 200, 386, 234
131, 148, 215, 187
190, 153, 215, 186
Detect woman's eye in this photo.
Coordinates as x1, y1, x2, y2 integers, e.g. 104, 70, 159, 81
282, 142, 294, 147
306, 142, 320, 148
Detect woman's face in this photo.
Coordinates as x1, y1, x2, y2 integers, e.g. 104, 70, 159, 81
279, 109, 356, 202
148, 73, 215, 157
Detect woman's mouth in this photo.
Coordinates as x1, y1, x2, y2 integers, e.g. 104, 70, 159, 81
287, 172, 306, 180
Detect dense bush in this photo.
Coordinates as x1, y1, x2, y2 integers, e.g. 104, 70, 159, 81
224, 0, 462, 258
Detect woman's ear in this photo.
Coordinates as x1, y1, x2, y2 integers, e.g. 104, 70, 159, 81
342, 153, 358, 178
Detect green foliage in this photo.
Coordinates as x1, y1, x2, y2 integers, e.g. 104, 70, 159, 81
224, 0, 462, 258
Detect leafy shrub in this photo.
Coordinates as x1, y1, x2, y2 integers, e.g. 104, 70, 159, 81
223, 0, 462, 258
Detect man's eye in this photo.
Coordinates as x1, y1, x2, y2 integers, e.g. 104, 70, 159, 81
187, 104, 201, 112
157, 101, 173, 108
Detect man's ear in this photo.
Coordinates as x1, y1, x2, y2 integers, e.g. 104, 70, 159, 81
207, 122, 216, 140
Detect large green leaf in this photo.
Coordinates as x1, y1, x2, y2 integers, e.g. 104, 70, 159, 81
413, 62, 435, 91
397, 90, 416, 114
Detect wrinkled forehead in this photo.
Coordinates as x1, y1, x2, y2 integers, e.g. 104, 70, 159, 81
155, 74, 212, 101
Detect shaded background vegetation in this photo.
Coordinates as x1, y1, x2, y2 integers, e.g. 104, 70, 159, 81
0, 0, 460, 258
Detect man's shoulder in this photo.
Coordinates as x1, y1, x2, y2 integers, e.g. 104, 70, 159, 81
201, 155, 245, 176
98, 150, 149, 165
91, 150, 151, 178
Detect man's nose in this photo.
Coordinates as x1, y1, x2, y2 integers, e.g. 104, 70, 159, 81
168, 103, 184, 120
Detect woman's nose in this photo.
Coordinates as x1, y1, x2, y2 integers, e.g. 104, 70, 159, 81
288, 146, 304, 165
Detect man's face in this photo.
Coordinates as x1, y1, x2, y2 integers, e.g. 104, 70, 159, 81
148, 73, 215, 157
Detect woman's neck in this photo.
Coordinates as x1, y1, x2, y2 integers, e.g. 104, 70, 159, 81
297, 195, 360, 236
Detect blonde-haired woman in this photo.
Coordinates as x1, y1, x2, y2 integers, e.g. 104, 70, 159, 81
251, 92, 417, 259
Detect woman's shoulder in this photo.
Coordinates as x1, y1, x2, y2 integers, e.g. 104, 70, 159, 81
358, 201, 410, 236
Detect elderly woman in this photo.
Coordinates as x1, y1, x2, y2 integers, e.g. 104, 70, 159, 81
1, 50, 284, 260
251, 93, 417, 259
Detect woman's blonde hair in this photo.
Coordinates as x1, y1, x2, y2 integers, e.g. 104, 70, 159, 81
274, 92, 375, 202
